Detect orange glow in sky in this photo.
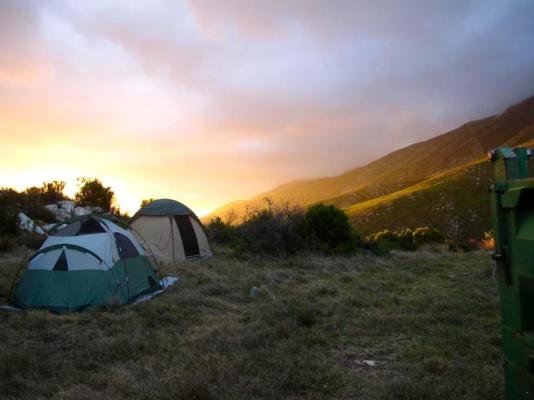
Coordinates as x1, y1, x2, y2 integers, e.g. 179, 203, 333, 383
1, 1, 533, 217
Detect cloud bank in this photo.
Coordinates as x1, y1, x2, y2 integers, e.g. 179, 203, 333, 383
0, 0, 533, 214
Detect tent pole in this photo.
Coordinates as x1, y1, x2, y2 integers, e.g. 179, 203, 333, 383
170, 216, 175, 263
7, 251, 31, 304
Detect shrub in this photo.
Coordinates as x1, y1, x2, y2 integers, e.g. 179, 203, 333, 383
236, 201, 306, 256
22, 204, 56, 224
41, 181, 67, 203
413, 226, 444, 247
0, 188, 22, 207
110, 206, 130, 220
24, 181, 68, 205
0, 207, 19, 236
213, 201, 363, 257
366, 229, 401, 253
205, 217, 238, 244
0, 235, 15, 252
140, 198, 157, 208
303, 203, 358, 254
398, 229, 417, 251
366, 226, 445, 254
75, 178, 114, 212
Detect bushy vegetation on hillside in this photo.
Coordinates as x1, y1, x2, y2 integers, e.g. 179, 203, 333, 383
346, 159, 494, 242
205, 201, 463, 257
366, 227, 445, 253
206, 201, 361, 256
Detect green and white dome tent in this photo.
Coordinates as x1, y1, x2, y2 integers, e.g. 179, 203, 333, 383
130, 199, 212, 263
10, 214, 162, 312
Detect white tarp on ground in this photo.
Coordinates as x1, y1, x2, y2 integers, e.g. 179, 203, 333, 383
134, 276, 179, 303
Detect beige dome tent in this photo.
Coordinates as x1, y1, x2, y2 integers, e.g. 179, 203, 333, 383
130, 199, 212, 263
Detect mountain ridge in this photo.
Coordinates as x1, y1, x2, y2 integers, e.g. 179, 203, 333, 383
206, 95, 534, 235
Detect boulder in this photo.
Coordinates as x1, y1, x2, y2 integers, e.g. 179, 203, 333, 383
45, 204, 59, 215
74, 207, 91, 216
18, 213, 45, 235
56, 208, 71, 222
57, 200, 75, 214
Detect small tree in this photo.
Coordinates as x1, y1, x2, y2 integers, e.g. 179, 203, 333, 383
75, 178, 114, 212
205, 216, 238, 244
238, 203, 306, 256
41, 180, 67, 203
0, 206, 18, 235
304, 203, 357, 253
22, 181, 67, 205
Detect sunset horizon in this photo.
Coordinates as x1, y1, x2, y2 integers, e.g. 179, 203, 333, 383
1, 1, 534, 216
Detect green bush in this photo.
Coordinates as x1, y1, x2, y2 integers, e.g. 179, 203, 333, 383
41, 180, 67, 203
229, 201, 361, 257
413, 226, 444, 247
366, 226, 444, 254
140, 198, 157, 208
24, 181, 67, 205
304, 203, 358, 254
0, 207, 19, 236
22, 204, 56, 224
75, 178, 114, 212
237, 202, 306, 257
205, 217, 239, 244
398, 229, 417, 251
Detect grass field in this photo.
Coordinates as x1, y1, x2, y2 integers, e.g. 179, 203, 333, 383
0, 248, 503, 399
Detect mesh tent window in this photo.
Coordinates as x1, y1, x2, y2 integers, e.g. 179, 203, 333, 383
114, 233, 140, 259
55, 218, 106, 236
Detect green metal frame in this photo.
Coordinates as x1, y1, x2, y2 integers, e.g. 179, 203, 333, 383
490, 147, 534, 399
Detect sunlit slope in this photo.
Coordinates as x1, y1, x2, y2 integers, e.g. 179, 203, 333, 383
343, 142, 534, 240
207, 95, 534, 222
342, 158, 491, 239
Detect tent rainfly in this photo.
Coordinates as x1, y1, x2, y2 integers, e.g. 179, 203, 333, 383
10, 214, 161, 312
130, 199, 212, 263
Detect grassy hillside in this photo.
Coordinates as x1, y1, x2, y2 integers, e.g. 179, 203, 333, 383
342, 159, 492, 239
0, 249, 502, 399
342, 138, 534, 239
207, 95, 534, 223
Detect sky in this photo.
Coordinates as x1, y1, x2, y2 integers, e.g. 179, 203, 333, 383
1, 0, 534, 216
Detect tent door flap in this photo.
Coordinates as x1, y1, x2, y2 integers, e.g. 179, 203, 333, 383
173, 215, 200, 257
